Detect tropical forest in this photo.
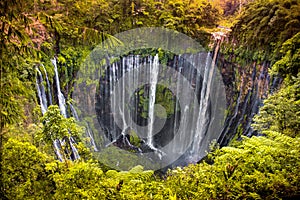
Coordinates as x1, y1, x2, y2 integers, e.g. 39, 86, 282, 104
0, 0, 299, 199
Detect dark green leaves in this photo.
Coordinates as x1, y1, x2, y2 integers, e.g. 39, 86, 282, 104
229, 0, 300, 63
253, 74, 300, 137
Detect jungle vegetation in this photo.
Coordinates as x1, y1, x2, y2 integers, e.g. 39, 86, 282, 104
0, 0, 299, 199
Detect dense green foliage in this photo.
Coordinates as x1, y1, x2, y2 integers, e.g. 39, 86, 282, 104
272, 32, 300, 79
2, 126, 299, 199
253, 75, 300, 137
1, 0, 300, 199
1, 0, 221, 129
165, 132, 300, 199
225, 0, 300, 69
226, 0, 300, 138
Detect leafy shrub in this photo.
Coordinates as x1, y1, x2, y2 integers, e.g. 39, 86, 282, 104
1, 139, 54, 199
165, 132, 300, 199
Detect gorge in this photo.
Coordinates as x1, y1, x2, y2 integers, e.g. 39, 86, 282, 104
1, 0, 299, 199
35, 28, 275, 171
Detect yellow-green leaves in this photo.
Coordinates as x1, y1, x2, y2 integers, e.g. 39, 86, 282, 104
1, 138, 52, 199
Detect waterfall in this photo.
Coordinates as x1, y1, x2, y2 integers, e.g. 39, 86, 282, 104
147, 54, 159, 148
51, 58, 76, 159
190, 52, 212, 160
69, 103, 80, 121
37, 65, 63, 161
190, 38, 222, 161
51, 58, 67, 117
41, 64, 52, 105
70, 102, 98, 151
35, 67, 48, 115
35, 65, 65, 161
73, 28, 273, 170
53, 140, 64, 162
69, 137, 80, 160
121, 58, 128, 135
85, 123, 98, 151
36, 59, 81, 161
90, 51, 225, 169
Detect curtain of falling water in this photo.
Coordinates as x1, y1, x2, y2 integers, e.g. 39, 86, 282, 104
95, 52, 225, 164
36, 60, 82, 161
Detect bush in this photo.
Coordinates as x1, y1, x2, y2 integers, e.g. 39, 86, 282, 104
1, 139, 54, 199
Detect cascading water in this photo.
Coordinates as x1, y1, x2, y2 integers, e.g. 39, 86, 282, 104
52, 58, 81, 160
189, 37, 224, 162
85, 123, 98, 151
51, 58, 67, 118
147, 54, 159, 149
69, 103, 79, 121
57, 28, 271, 170
53, 140, 64, 162
36, 60, 82, 161
217, 47, 273, 145
37, 28, 273, 170
35, 65, 64, 161
69, 137, 80, 160
35, 67, 48, 115
41, 64, 52, 105
74, 49, 227, 170
69, 102, 98, 151
120, 58, 128, 136
72, 28, 272, 170
191, 52, 213, 161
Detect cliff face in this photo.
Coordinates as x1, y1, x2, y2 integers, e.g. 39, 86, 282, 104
217, 53, 281, 146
